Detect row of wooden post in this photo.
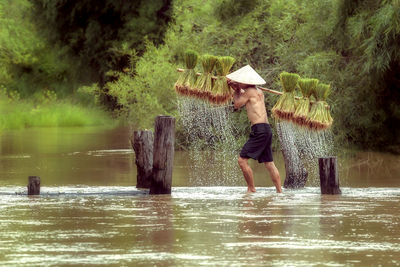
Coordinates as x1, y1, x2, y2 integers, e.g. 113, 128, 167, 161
26, 116, 340, 195
132, 116, 340, 195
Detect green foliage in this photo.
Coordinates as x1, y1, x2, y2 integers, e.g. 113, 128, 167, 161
0, 85, 20, 102
2, 0, 399, 150
0, 0, 81, 97
0, 89, 112, 129
105, 71, 162, 129
330, 0, 400, 149
352, 1, 400, 74
77, 83, 102, 106
0, 0, 173, 121
0, 0, 41, 69
100, 42, 176, 129
216, 0, 259, 21
30, 0, 172, 87
0, 0, 173, 131
146, 0, 399, 150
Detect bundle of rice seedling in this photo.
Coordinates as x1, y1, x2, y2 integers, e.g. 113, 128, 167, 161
307, 83, 333, 130
193, 55, 218, 99
271, 72, 300, 120
292, 78, 319, 126
210, 56, 235, 105
174, 50, 198, 96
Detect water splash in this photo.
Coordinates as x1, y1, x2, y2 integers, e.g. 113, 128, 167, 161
276, 120, 334, 187
294, 126, 334, 186
276, 121, 308, 188
178, 96, 334, 187
177, 97, 241, 186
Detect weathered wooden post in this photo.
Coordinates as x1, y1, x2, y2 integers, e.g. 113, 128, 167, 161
319, 157, 341, 194
27, 176, 40, 195
131, 130, 154, 188
150, 116, 175, 194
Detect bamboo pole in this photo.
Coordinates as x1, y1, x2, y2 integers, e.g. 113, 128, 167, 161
177, 68, 283, 96
176, 68, 330, 108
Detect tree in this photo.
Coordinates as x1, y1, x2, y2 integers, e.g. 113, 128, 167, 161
31, 0, 172, 85
130, 0, 400, 150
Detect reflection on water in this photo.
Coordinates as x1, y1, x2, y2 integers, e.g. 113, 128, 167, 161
0, 127, 400, 266
0, 127, 136, 186
0, 187, 399, 266
0, 126, 399, 187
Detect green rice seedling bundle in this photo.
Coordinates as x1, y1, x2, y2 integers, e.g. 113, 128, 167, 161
193, 55, 217, 99
307, 83, 333, 130
211, 56, 235, 105
174, 50, 198, 96
292, 78, 319, 126
271, 72, 300, 121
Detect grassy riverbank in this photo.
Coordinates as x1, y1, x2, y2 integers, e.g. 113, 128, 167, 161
0, 99, 113, 130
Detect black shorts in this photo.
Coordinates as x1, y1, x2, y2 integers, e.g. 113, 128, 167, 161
240, 123, 273, 163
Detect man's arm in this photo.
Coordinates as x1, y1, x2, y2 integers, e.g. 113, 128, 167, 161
233, 89, 249, 109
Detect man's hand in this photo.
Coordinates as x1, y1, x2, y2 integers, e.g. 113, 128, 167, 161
233, 88, 249, 110
227, 79, 241, 92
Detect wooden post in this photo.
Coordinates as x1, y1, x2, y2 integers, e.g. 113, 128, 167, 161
276, 122, 308, 188
319, 157, 341, 194
27, 176, 40, 195
131, 130, 154, 189
150, 116, 175, 194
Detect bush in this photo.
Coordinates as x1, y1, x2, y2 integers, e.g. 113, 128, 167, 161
135, 0, 400, 151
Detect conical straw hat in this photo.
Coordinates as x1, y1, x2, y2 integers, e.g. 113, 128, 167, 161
226, 65, 266, 85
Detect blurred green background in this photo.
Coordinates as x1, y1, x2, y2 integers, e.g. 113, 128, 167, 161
0, 0, 399, 152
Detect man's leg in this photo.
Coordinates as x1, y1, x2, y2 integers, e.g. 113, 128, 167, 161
238, 157, 256, 193
264, 161, 282, 193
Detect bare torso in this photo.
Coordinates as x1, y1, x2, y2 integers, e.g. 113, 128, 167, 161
234, 87, 268, 125
245, 87, 268, 125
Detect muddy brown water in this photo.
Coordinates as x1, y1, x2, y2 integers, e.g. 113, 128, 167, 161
0, 127, 399, 266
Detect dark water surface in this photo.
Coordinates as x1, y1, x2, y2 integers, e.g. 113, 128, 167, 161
0, 127, 399, 266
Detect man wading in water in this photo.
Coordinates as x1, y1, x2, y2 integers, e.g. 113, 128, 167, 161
227, 65, 282, 193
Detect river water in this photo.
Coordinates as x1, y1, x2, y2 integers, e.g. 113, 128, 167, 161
0, 127, 399, 266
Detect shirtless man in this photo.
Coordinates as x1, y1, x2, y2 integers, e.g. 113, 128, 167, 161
227, 65, 282, 193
